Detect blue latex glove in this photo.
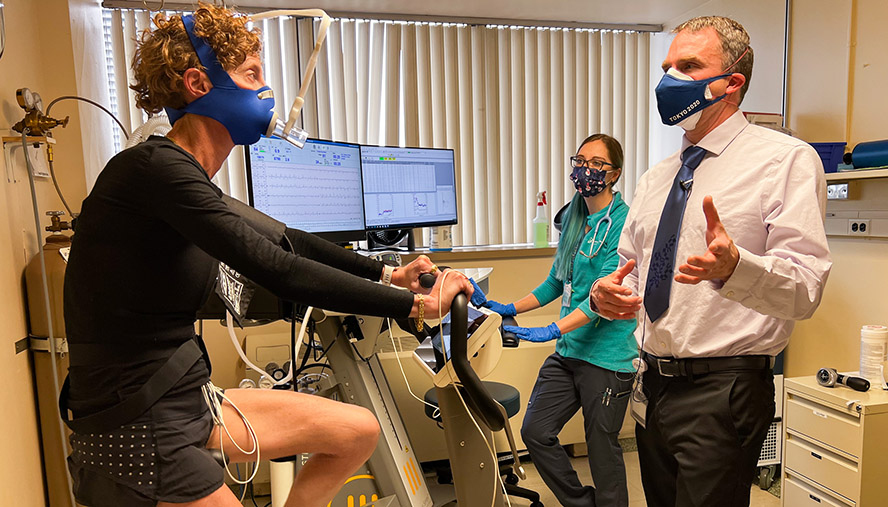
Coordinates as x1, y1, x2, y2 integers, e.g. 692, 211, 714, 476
468, 278, 517, 317
503, 323, 562, 343
468, 278, 489, 307
485, 300, 517, 317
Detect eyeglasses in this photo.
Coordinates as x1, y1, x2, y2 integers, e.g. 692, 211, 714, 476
569, 156, 617, 171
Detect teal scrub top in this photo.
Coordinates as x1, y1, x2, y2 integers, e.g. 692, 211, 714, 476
530, 192, 637, 372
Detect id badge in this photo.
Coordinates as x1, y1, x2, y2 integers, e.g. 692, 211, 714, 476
562, 283, 572, 307
629, 357, 648, 427
630, 393, 648, 428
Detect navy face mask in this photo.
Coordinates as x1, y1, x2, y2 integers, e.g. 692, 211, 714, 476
165, 15, 275, 146
654, 68, 731, 130
570, 165, 609, 197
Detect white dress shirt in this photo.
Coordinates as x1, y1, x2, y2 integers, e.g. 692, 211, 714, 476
619, 111, 832, 358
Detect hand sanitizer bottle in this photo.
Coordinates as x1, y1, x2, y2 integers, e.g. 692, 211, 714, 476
533, 191, 549, 247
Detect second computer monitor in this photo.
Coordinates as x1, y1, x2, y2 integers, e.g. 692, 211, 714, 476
360, 145, 458, 230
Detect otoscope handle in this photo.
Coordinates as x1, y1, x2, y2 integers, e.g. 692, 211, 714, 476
842, 375, 871, 392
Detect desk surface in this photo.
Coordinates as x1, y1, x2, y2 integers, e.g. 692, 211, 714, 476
786, 375, 888, 414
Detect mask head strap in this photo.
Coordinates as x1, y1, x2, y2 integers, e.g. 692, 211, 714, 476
181, 15, 238, 90
723, 45, 750, 74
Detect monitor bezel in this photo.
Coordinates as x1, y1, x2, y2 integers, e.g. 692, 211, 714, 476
359, 144, 459, 232
245, 136, 368, 243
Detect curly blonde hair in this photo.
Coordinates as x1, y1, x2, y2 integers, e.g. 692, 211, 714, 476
131, 2, 262, 114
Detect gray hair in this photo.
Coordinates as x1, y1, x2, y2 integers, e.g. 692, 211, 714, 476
674, 16, 754, 103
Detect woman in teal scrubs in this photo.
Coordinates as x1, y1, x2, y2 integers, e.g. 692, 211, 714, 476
471, 134, 637, 507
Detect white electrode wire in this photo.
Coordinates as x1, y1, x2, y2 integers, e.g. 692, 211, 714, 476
225, 308, 312, 386
436, 271, 501, 507
21, 130, 77, 506
492, 434, 513, 507
385, 318, 440, 419
249, 9, 331, 132
201, 381, 260, 485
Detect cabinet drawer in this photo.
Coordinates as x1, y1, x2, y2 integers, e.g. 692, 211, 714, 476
784, 472, 855, 507
785, 392, 861, 456
785, 433, 859, 502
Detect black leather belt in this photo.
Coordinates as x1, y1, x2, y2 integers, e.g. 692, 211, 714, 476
642, 352, 774, 377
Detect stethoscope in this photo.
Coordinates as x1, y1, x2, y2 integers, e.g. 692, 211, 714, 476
577, 193, 617, 260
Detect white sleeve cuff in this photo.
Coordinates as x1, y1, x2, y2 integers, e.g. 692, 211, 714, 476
716, 245, 762, 301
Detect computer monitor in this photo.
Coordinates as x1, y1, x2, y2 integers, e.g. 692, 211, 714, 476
360, 145, 458, 230
246, 137, 366, 242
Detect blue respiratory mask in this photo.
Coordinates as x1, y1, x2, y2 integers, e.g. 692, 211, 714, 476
165, 15, 276, 146
654, 68, 730, 130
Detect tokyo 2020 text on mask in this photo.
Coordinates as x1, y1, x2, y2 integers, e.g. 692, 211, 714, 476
654, 68, 730, 130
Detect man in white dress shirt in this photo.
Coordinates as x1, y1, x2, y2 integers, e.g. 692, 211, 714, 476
589, 16, 831, 507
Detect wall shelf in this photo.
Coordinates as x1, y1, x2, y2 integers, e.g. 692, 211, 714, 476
826, 167, 888, 181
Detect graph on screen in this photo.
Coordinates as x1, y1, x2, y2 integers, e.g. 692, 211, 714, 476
360, 145, 457, 229
247, 137, 365, 236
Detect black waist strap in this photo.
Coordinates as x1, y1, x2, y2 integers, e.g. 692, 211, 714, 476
59, 338, 203, 434
642, 352, 773, 377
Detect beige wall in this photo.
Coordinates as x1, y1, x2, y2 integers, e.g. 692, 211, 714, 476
784, 0, 888, 378
0, 0, 91, 505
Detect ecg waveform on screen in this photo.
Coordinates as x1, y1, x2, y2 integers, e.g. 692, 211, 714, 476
251, 160, 364, 230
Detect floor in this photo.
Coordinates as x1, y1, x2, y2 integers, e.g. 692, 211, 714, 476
243, 450, 782, 506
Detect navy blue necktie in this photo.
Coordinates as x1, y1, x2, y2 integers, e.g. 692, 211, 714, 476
644, 145, 707, 322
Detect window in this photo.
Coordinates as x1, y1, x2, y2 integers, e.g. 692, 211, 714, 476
102, 10, 651, 246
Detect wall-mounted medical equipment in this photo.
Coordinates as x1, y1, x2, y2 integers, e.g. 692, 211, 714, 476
12, 88, 68, 136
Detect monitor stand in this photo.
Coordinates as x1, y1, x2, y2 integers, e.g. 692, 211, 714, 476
366, 228, 415, 251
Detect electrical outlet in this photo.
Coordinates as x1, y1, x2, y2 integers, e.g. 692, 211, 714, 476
849, 219, 871, 236
827, 182, 849, 200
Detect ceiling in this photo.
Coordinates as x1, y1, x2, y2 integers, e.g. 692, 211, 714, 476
112, 0, 717, 28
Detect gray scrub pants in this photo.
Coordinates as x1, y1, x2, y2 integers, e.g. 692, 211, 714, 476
521, 352, 632, 507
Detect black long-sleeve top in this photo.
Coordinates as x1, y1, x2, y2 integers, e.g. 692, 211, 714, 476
64, 136, 413, 410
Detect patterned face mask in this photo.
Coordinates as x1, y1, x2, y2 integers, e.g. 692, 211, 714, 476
570, 164, 609, 197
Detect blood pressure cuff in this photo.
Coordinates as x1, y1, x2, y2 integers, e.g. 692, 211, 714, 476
214, 195, 289, 327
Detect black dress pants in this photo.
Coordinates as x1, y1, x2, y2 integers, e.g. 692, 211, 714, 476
635, 366, 775, 507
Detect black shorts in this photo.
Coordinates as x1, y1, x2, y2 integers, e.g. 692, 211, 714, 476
67, 386, 224, 507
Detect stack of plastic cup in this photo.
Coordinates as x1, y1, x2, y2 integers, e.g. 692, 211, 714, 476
860, 325, 888, 389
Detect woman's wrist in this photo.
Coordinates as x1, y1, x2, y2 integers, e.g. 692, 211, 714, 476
380, 264, 395, 285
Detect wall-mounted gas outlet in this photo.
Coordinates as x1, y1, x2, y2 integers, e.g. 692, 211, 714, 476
827, 182, 849, 200
849, 219, 871, 236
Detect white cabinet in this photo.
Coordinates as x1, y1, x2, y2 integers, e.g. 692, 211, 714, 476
782, 376, 888, 506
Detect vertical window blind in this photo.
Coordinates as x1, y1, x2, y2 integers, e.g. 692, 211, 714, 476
102, 10, 650, 246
